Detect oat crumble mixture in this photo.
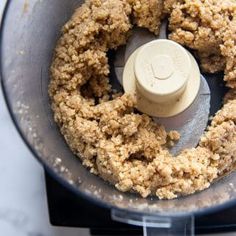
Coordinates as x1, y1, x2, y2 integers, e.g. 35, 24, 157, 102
49, 0, 236, 199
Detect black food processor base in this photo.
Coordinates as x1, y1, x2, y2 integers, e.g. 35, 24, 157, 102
46, 171, 236, 235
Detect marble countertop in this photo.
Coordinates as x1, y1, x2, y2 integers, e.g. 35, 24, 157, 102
0, 1, 235, 236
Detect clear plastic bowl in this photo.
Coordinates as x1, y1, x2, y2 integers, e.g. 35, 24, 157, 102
1, 0, 236, 234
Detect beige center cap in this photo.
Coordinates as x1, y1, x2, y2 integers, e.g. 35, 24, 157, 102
134, 40, 191, 104
123, 39, 201, 117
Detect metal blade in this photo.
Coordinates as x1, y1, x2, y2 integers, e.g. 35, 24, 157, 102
113, 21, 210, 155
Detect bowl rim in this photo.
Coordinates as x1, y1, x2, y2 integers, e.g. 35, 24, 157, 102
1, 0, 236, 221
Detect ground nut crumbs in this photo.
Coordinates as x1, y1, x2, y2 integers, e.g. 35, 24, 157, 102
49, 0, 236, 199
165, 0, 236, 88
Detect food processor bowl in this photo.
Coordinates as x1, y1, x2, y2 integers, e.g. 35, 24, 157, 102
1, 0, 236, 235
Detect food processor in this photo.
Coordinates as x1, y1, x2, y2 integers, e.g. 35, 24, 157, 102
0, 0, 235, 235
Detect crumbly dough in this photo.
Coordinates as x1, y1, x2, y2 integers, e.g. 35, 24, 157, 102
128, 0, 164, 34
49, 0, 236, 199
165, 0, 236, 88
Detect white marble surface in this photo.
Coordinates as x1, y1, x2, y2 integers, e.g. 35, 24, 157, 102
1, 1, 236, 236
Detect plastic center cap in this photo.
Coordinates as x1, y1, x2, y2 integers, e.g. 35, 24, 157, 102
151, 55, 174, 80
122, 39, 201, 117
134, 40, 192, 104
